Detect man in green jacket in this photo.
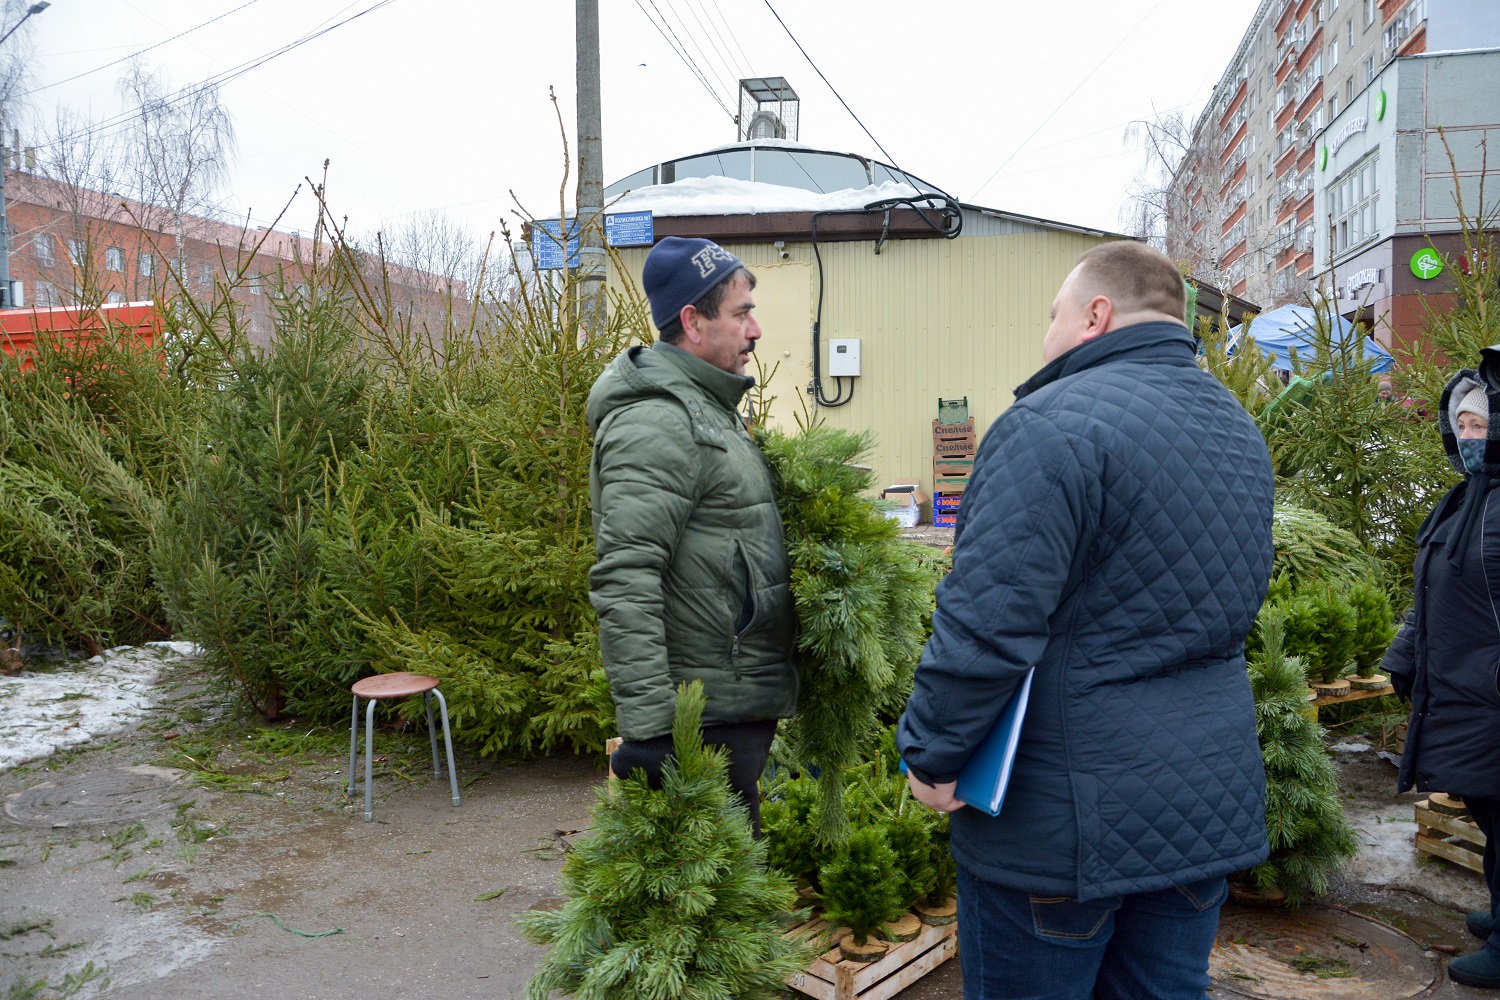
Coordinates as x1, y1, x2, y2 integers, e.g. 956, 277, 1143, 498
586, 236, 798, 833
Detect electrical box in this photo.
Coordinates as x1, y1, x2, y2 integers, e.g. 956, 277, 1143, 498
828, 338, 861, 377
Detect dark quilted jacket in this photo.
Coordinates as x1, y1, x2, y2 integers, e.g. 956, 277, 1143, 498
897, 321, 1274, 901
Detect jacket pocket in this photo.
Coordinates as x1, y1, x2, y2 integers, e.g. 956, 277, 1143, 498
729, 539, 759, 669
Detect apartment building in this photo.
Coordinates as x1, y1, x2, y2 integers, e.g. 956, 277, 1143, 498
2, 170, 461, 347
1167, 0, 1497, 313
1314, 43, 1500, 352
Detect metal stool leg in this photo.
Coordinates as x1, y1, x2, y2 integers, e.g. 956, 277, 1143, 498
424, 691, 441, 777
363, 698, 378, 822
348, 694, 360, 798
432, 688, 460, 807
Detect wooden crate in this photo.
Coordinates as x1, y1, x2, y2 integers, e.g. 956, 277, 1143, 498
784, 909, 958, 1000
1415, 794, 1486, 875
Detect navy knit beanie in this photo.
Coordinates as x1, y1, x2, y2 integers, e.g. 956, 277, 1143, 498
642, 236, 744, 331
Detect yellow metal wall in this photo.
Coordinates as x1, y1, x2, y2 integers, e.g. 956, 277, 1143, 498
609, 229, 1113, 494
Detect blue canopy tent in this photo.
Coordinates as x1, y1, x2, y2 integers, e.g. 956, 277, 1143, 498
1227, 303, 1394, 373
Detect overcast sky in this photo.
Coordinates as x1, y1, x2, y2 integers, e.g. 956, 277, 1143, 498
14, 0, 1262, 246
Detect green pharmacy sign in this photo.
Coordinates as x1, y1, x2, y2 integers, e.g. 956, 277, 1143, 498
1411, 248, 1445, 280
1375, 90, 1388, 121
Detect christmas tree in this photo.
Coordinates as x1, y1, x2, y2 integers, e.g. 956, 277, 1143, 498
756, 425, 940, 843
518, 681, 807, 999
1246, 611, 1357, 904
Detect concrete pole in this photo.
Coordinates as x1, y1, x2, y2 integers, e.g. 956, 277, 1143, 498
575, 0, 606, 338
0, 131, 11, 308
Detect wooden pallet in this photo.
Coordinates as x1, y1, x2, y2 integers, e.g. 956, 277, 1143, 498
785, 907, 958, 1000
1415, 794, 1486, 875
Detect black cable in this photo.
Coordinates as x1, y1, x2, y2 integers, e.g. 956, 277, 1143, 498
639, 0, 735, 120
21, 0, 263, 98
28, 0, 400, 154
807, 193, 962, 408
762, 0, 900, 168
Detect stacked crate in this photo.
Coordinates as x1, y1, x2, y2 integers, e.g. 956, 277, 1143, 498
932, 399, 976, 529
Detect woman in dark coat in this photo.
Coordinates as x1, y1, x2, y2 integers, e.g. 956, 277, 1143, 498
1384, 371, 1500, 990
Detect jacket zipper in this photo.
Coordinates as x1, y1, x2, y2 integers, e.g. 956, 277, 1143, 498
731, 539, 757, 672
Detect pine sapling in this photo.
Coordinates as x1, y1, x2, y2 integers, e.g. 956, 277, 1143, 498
518, 682, 806, 999
818, 826, 905, 947
1247, 611, 1358, 904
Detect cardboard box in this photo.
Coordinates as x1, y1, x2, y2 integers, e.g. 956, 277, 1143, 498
933, 494, 963, 511
931, 417, 976, 441
933, 436, 977, 459
880, 481, 928, 528
933, 511, 958, 528
934, 475, 971, 495
933, 457, 975, 478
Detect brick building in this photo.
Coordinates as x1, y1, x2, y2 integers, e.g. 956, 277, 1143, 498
1167, 0, 1500, 316
2, 170, 462, 347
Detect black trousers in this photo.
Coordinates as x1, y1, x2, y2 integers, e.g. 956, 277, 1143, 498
1465, 796, 1500, 952
609, 719, 778, 836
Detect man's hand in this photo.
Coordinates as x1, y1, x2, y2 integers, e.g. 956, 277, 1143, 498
908, 772, 965, 812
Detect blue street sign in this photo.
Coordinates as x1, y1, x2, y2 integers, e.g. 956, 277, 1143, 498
605, 211, 654, 247
531, 218, 580, 270
533, 212, 655, 268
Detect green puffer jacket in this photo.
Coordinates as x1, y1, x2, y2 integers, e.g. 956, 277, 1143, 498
586, 341, 798, 741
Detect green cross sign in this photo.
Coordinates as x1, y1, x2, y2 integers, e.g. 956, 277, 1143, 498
1411, 248, 1445, 280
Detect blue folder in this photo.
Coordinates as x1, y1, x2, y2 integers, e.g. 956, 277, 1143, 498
900, 667, 1035, 817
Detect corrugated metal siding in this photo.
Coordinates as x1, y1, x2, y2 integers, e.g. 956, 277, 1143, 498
608, 229, 1111, 493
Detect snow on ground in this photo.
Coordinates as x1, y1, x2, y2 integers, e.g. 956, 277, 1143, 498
0, 641, 198, 774
608, 176, 927, 217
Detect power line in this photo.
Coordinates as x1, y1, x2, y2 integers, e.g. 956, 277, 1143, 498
761, 1, 900, 168
677, 0, 744, 91
659, 0, 735, 97
706, 0, 755, 79
969, 0, 1167, 201
632, 0, 734, 120
21, 0, 264, 98
30, 0, 402, 154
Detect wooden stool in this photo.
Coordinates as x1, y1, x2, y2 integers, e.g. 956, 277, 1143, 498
348, 672, 459, 822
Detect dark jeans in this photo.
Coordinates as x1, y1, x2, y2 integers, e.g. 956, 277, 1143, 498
609, 720, 777, 835
956, 863, 1228, 1000
1466, 796, 1500, 953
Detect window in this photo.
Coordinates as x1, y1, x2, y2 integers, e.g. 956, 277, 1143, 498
1365, 0, 1376, 26
68, 238, 86, 266
1329, 39, 1339, 68
1330, 95, 1341, 118
106, 291, 125, 305
105, 246, 124, 272
1365, 55, 1376, 85
33, 234, 55, 265
1347, 77, 1355, 102
35, 280, 56, 307
247, 274, 261, 295
197, 263, 213, 286
1347, 18, 1354, 46
1330, 153, 1379, 254
139, 252, 154, 277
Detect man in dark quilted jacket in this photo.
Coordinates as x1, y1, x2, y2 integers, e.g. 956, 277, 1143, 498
587, 237, 797, 835
898, 241, 1274, 999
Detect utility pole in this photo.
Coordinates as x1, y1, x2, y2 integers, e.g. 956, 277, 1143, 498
0, 2, 50, 309
575, 0, 606, 337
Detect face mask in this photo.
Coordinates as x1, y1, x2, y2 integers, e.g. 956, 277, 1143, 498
1459, 437, 1486, 476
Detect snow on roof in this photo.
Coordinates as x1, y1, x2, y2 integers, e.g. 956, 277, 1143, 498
607, 176, 925, 218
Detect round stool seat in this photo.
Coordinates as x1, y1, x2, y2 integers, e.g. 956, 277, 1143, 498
352, 672, 440, 700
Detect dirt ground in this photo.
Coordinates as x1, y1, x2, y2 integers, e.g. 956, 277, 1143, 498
1, 658, 1495, 999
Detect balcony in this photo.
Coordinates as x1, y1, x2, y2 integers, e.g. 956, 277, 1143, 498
1384, 0, 1427, 54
